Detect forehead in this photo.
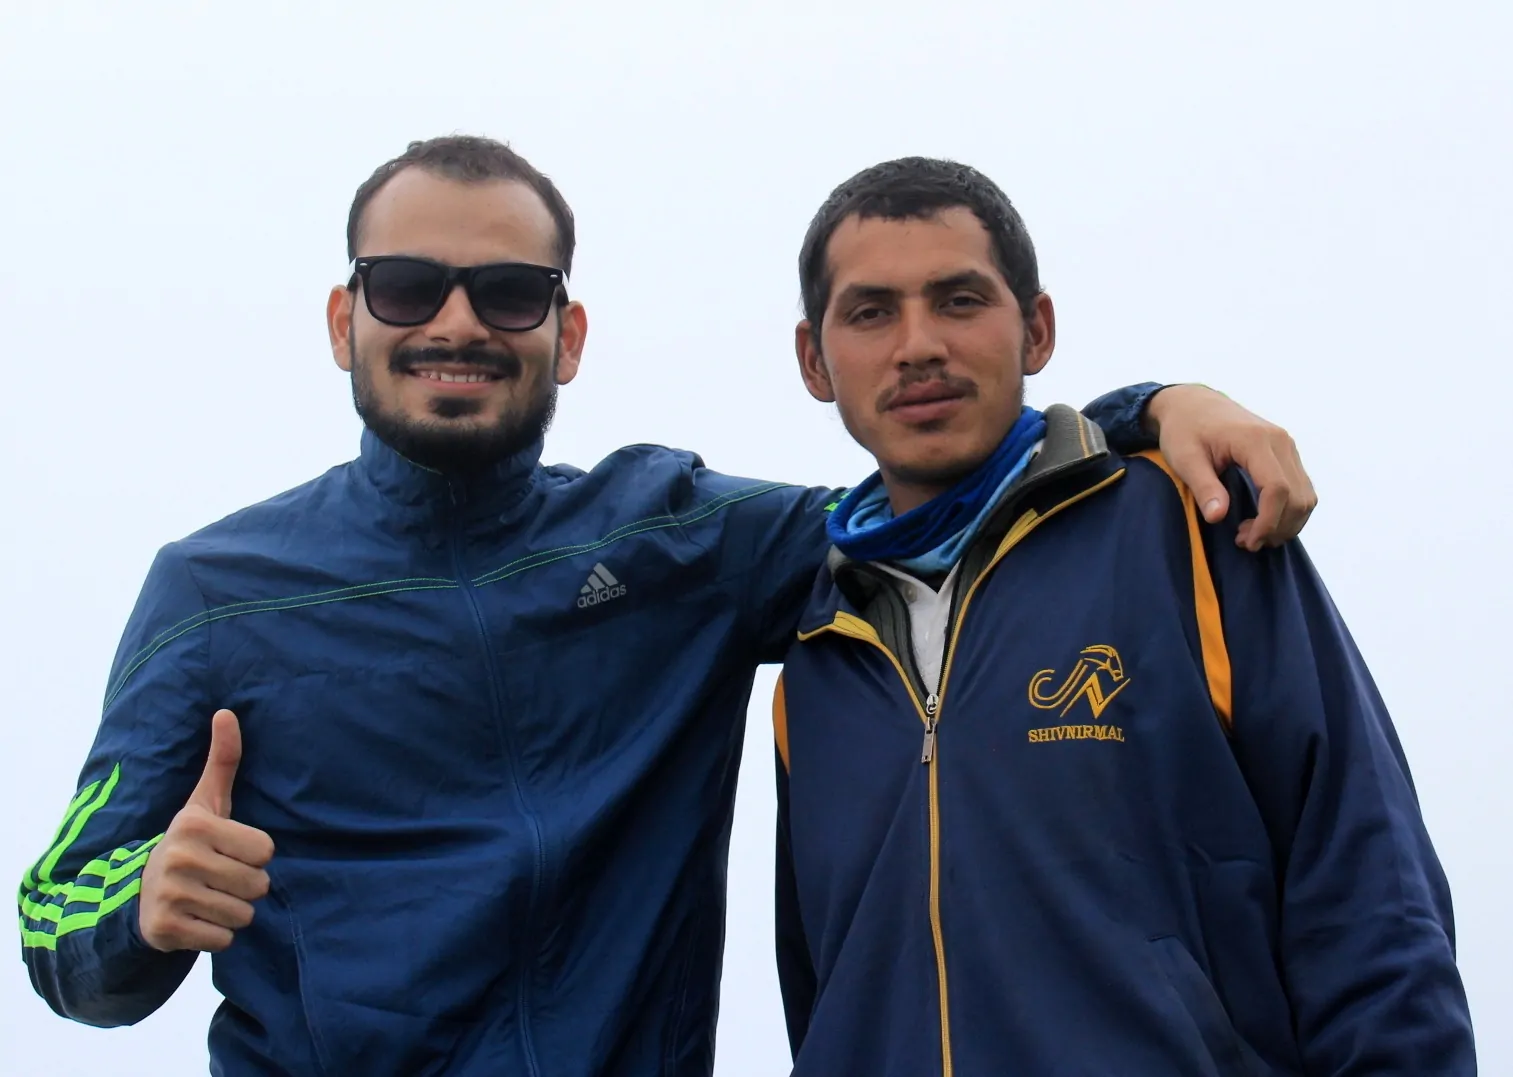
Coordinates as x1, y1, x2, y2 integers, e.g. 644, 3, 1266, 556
826, 206, 999, 294
358, 169, 558, 267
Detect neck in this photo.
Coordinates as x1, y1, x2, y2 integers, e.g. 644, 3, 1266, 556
827, 406, 1048, 571
882, 474, 953, 516
882, 447, 1000, 516
358, 426, 543, 517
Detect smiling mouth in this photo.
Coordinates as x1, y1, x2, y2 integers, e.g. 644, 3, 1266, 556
409, 370, 502, 384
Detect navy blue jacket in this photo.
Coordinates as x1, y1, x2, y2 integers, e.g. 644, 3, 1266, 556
19, 387, 1160, 1076
774, 406, 1474, 1077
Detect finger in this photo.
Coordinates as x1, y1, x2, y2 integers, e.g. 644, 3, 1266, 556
206, 819, 276, 869
1272, 494, 1310, 545
183, 851, 271, 903
187, 710, 242, 818
1272, 437, 1317, 544
155, 918, 236, 954
1221, 438, 1286, 549
176, 886, 258, 933
1162, 441, 1230, 524
1243, 480, 1290, 551
183, 921, 238, 953
1279, 506, 1314, 547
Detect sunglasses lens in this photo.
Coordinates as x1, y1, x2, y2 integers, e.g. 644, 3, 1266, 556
364, 259, 448, 325
470, 265, 557, 330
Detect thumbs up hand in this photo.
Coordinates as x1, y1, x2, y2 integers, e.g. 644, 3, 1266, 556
139, 710, 276, 953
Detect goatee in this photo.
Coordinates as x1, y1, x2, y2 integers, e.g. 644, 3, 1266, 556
350, 336, 559, 474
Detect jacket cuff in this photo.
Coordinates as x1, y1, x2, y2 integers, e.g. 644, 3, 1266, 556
1080, 381, 1169, 453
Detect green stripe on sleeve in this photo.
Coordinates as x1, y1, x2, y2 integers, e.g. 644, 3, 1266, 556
17, 764, 163, 952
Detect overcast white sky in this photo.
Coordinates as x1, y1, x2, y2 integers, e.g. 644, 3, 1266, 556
2, 2, 1509, 1073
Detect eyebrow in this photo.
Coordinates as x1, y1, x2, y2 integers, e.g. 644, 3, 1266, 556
834, 270, 1002, 309
933, 269, 999, 293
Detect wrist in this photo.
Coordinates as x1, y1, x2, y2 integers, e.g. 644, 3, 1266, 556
1142, 382, 1230, 436
1138, 382, 1181, 437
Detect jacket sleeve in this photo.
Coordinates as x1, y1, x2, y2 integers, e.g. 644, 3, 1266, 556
1080, 381, 1165, 453
1208, 472, 1476, 1074
773, 675, 817, 1055
710, 476, 840, 664
18, 543, 214, 1026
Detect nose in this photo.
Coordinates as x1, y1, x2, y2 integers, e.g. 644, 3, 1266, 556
425, 282, 491, 348
892, 298, 948, 369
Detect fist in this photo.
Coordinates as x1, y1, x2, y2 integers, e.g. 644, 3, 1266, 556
138, 709, 275, 953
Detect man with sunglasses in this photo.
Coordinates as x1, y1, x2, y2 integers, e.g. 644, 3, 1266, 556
18, 135, 1317, 1076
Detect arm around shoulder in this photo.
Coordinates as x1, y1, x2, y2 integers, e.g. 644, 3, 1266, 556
702, 469, 839, 663
1080, 382, 1165, 453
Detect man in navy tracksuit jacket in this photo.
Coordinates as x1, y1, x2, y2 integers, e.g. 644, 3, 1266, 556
17, 136, 1316, 1076
773, 157, 1474, 1075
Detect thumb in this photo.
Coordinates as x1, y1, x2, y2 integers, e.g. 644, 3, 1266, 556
188, 709, 242, 818
1194, 481, 1230, 525
1162, 441, 1230, 524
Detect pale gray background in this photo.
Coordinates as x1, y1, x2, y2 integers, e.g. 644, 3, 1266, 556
2, 2, 1508, 1073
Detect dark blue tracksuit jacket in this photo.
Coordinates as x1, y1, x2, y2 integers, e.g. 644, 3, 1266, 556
18, 385, 1157, 1076
773, 406, 1474, 1077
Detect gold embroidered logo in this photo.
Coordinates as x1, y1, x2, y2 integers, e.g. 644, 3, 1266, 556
1027, 644, 1129, 743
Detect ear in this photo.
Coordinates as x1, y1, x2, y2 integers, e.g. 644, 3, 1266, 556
795, 320, 836, 403
1022, 292, 1056, 376
328, 285, 355, 373
552, 300, 588, 385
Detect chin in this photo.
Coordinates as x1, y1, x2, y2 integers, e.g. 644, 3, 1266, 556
888, 455, 978, 489
895, 434, 977, 471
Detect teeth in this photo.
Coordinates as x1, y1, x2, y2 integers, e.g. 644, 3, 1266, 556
415, 371, 494, 383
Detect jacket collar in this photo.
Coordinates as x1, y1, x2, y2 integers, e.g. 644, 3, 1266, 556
807, 404, 1117, 629
355, 426, 543, 522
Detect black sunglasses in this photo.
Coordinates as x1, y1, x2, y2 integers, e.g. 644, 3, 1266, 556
348, 256, 567, 332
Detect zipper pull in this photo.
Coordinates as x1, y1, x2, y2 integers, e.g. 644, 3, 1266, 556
921, 694, 940, 763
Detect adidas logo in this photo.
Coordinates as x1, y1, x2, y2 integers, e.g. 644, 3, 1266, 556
577, 562, 627, 608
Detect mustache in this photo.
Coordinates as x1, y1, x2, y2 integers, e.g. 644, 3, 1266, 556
876, 368, 980, 411
389, 346, 523, 379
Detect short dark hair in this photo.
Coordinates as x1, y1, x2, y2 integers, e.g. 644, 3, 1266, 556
798, 156, 1041, 333
346, 135, 577, 276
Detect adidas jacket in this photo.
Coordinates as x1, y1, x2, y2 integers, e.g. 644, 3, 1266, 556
18, 386, 1161, 1076
773, 406, 1475, 1077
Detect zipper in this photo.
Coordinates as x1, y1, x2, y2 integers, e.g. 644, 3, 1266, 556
447, 482, 544, 1077
921, 693, 939, 762
799, 613, 952, 1074
926, 718, 950, 1076
801, 467, 1126, 1077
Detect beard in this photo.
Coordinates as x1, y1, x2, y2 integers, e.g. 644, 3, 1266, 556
350, 329, 559, 474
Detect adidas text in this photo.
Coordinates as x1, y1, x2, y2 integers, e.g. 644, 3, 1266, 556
577, 563, 627, 608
